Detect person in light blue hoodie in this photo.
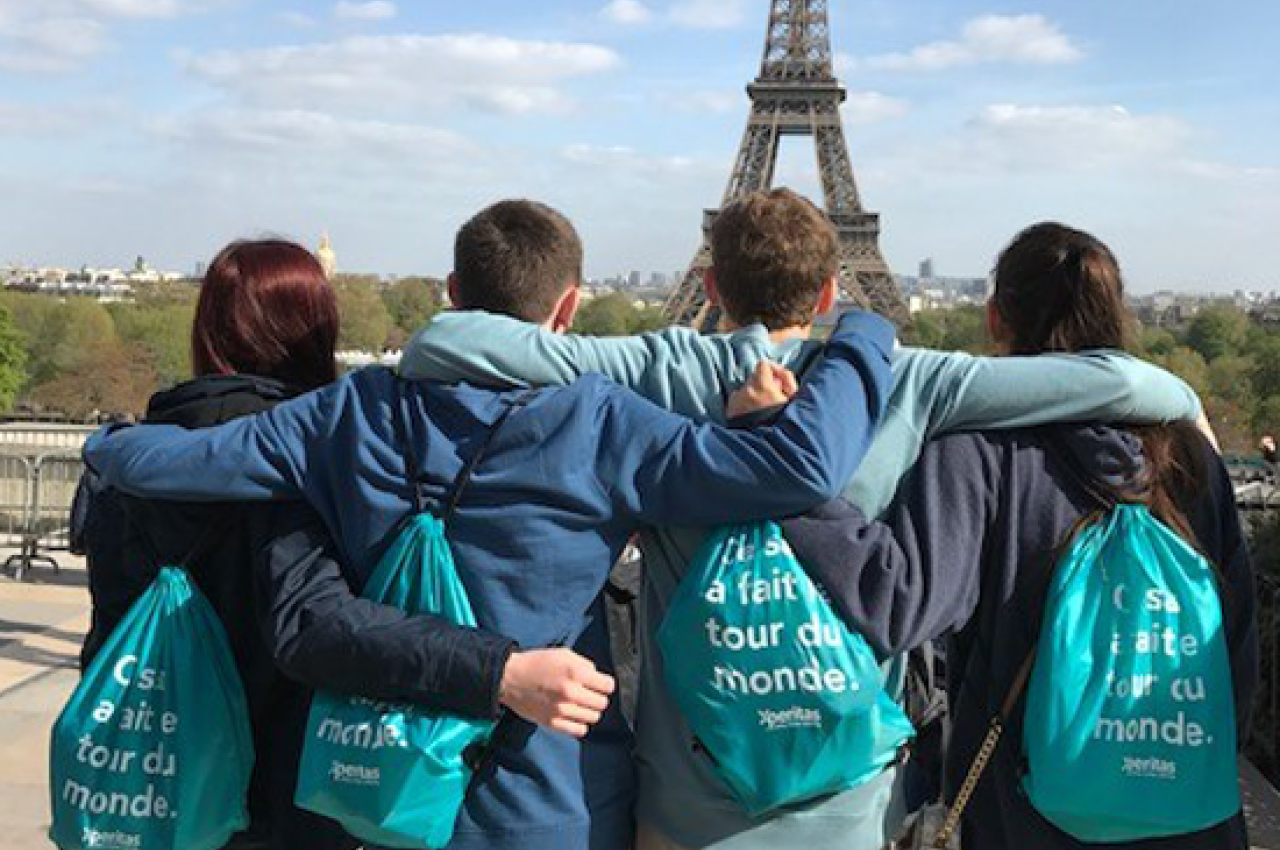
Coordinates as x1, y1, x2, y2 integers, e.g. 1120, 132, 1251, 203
396, 189, 1206, 850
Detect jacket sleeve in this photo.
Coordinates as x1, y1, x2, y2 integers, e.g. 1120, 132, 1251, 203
780, 435, 995, 658
252, 505, 515, 719
82, 373, 348, 502
398, 310, 769, 421
595, 309, 894, 526
928, 349, 1202, 435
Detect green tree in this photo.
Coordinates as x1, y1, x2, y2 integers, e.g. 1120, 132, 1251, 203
131, 278, 199, 309
1250, 336, 1280, 401
0, 302, 28, 413
1184, 306, 1249, 362
381, 277, 443, 343
574, 294, 637, 336
628, 306, 667, 334
31, 337, 157, 420
901, 306, 989, 353
1150, 346, 1211, 399
1254, 396, 1280, 440
111, 303, 195, 386
1138, 327, 1178, 357
1207, 354, 1256, 409
334, 278, 393, 352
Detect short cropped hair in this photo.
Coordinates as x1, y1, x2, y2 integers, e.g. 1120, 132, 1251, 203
452, 200, 583, 323
710, 188, 839, 330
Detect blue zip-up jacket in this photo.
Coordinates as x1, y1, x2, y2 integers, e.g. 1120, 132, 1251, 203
82, 310, 893, 850
782, 425, 1257, 850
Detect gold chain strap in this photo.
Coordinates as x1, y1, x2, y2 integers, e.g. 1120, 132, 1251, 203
931, 716, 1005, 848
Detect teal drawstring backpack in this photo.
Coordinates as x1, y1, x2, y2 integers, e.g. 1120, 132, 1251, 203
658, 522, 915, 814
50, 559, 255, 850
1022, 502, 1239, 841
294, 385, 528, 849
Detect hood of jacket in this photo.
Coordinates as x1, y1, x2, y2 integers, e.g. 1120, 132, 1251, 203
1050, 422, 1148, 497
145, 374, 302, 428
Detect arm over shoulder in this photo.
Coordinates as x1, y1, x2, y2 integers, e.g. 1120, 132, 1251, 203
594, 310, 895, 526
783, 434, 996, 657
82, 373, 360, 502
398, 310, 772, 419
914, 348, 1202, 438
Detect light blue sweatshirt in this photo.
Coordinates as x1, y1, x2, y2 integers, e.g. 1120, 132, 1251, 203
397, 311, 1202, 850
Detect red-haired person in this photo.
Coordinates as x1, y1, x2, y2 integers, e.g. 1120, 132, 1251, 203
75, 240, 604, 850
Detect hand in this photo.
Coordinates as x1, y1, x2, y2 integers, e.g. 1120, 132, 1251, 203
498, 648, 615, 738
726, 360, 799, 419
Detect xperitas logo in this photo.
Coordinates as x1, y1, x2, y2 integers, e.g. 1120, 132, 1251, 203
758, 707, 823, 731
82, 828, 141, 849
1122, 756, 1177, 780
329, 760, 381, 786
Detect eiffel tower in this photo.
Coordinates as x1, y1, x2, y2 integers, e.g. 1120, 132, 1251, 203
662, 0, 907, 327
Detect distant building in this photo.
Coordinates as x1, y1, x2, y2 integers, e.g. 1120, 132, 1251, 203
919, 258, 935, 280
318, 232, 337, 278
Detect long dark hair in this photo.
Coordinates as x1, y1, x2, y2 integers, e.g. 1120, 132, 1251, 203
992, 222, 1206, 546
193, 240, 339, 391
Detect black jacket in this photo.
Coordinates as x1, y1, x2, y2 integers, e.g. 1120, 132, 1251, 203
78, 375, 515, 850
782, 424, 1256, 850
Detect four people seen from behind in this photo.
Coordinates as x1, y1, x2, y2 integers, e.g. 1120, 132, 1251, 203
77, 191, 1256, 850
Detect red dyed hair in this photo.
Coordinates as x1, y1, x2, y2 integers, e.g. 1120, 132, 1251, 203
192, 239, 339, 390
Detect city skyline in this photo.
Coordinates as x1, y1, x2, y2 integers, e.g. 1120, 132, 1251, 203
1, 0, 1278, 292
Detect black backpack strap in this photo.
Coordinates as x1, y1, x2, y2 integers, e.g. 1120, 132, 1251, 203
392, 378, 534, 518
130, 503, 236, 573
441, 392, 533, 522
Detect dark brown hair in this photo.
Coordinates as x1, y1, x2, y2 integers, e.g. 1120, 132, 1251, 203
992, 222, 1205, 546
710, 188, 839, 330
452, 199, 583, 323
193, 239, 339, 391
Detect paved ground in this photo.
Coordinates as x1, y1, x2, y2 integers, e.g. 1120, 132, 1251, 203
0, 549, 86, 850
2, 546, 1280, 850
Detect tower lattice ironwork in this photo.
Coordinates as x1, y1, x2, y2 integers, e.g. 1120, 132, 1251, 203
662, 0, 907, 327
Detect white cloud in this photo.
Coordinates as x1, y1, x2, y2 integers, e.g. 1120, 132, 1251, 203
669, 0, 750, 30
563, 143, 706, 176
151, 108, 472, 161
277, 11, 317, 29
0, 0, 210, 73
333, 1, 396, 22
655, 88, 740, 115
844, 91, 909, 125
865, 14, 1082, 72
78, 0, 181, 18
0, 100, 102, 133
184, 35, 621, 116
0, 16, 106, 73
600, 0, 651, 25
963, 104, 1189, 170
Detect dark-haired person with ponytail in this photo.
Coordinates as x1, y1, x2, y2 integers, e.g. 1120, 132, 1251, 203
761, 222, 1257, 850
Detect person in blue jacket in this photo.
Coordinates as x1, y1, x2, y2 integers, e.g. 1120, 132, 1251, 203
74, 240, 617, 849
83, 199, 896, 850
768, 222, 1257, 850
394, 189, 1206, 850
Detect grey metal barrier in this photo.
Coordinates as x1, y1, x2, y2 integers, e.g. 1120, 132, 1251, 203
0, 450, 86, 581
0, 454, 34, 552
28, 451, 85, 562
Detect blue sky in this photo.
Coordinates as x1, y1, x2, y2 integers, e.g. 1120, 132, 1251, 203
1, 0, 1277, 291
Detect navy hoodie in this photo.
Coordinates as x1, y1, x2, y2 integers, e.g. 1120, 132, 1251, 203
782, 424, 1257, 850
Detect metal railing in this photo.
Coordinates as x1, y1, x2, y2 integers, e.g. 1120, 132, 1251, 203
0, 450, 85, 581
